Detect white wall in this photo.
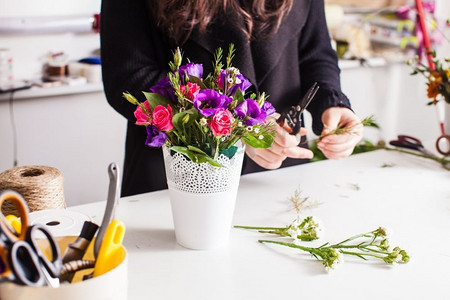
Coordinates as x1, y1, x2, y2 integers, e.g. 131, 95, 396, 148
0, 92, 126, 207
0, 0, 128, 207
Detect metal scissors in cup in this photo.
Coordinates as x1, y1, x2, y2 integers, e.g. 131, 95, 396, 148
277, 82, 319, 135
0, 190, 62, 287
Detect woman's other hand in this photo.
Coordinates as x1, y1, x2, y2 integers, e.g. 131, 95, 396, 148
317, 107, 363, 159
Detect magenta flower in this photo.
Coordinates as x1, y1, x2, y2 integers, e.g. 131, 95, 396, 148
180, 82, 200, 100
208, 108, 234, 136
152, 105, 174, 131
134, 100, 152, 125
145, 125, 167, 147
234, 99, 267, 126
193, 89, 232, 117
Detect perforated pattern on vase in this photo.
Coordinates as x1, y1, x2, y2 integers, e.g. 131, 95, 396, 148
163, 145, 245, 194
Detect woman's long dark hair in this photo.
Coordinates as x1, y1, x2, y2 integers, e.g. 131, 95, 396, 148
148, 0, 293, 45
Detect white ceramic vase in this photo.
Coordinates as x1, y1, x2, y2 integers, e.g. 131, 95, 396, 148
163, 143, 245, 250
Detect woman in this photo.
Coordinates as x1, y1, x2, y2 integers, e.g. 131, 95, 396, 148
101, 0, 363, 197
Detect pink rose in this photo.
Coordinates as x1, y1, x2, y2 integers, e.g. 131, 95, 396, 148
180, 82, 201, 100
208, 108, 234, 136
134, 101, 152, 125
152, 105, 174, 131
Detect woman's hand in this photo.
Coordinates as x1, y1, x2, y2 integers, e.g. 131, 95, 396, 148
317, 107, 363, 159
245, 117, 314, 169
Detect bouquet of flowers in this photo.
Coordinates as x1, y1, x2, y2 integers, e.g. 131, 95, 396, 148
408, 52, 450, 105
123, 44, 275, 166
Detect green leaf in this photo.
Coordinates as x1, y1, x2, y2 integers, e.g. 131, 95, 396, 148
187, 145, 208, 155
233, 88, 245, 105
188, 75, 208, 90
142, 92, 171, 110
172, 108, 199, 132
243, 135, 274, 148
360, 115, 380, 129
170, 146, 222, 167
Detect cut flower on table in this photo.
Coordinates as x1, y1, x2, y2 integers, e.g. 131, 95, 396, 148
123, 44, 276, 166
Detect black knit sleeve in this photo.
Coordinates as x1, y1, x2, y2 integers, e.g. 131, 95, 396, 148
100, 0, 170, 121
298, 0, 352, 135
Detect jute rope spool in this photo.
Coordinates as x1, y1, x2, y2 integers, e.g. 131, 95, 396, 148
0, 165, 66, 216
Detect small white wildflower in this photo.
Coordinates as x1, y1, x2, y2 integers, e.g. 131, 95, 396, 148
237, 121, 243, 127
254, 127, 260, 134
199, 118, 208, 126
378, 227, 392, 238
324, 249, 344, 272
235, 77, 242, 84
227, 77, 234, 84
287, 227, 300, 240
246, 126, 253, 131
229, 67, 240, 75
258, 135, 264, 140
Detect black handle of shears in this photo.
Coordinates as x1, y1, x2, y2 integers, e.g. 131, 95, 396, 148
9, 224, 62, 287
277, 82, 319, 135
26, 224, 62, 278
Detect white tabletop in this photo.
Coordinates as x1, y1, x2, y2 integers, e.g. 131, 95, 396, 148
70, 150, 450, 300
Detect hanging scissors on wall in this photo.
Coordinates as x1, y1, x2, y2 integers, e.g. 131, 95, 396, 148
0, 190, 62, 287
277, 82, 319, 135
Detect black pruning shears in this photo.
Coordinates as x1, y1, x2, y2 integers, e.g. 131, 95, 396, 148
277, 82, 319, 135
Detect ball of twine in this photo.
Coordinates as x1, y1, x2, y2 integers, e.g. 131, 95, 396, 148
0, 165, 66, 216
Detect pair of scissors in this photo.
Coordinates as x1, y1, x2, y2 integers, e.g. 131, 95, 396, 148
389, 135, 437, 157
0, 190, 62, 287
277, 82, 319, 135
436, 135, 450, 156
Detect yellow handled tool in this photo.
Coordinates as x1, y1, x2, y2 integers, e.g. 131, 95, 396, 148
5, 215, 21, 234
93, 219, 126, 277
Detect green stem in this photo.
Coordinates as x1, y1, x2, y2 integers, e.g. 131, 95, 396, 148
259, 240, 323, 258
381, 146, 450, 170
234, 225, 286, 231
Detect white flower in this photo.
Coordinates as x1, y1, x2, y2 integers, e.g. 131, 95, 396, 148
254, 127, 260, 134
324, 249, 344, 272
237, 121, 243, 127
287, 227, 299, 239
246, 126, 253, 131
378, 227, 392, 238
228, 67, 240, 75
258, 135, 264, 140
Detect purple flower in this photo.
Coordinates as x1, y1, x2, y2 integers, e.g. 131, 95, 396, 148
261, 101, 276, 116
234, 99, 267, 126
218, 70, 252, 95
179, 63, 203, 82
150, 76, 176, 101
145, 125, 167, 147
193, 89, 232, 117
